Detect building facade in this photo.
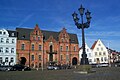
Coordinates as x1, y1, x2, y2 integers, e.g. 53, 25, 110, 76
16, 24, 79, 68
0, 29, 17, 66
79, 43, 94, 64
91, 39, 109, 64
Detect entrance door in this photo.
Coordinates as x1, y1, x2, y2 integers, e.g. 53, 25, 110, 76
72, 57, 77, 65
49, 54, 53, 61
20, 57, 26, 65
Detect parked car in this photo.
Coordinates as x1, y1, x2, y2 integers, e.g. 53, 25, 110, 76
114, 61, 120, 67
24, 66, 31, 71
0, 66, 13, 71
97, 63, 108, 67
47, 65, 60, 70
61, 64, 72, 69
91, 63, 108, 68
10, 64, 31, 71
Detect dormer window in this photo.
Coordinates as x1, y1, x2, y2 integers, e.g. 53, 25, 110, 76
3, 32, 6, 35
12, 33, 14, 36
0, 31, 2, 34
22, 35, 25, 38
71, 39, 75, 43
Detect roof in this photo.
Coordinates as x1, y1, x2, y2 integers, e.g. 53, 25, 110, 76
7, 30, 17, 37
16, 28, 78, 44
91, 41, 97, 49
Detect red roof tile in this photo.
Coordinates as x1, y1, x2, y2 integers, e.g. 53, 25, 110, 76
91, 41, 97, 49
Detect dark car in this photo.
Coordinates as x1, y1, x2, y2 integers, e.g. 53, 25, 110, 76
0, 66, 12, 71
10, 64, 24, 71
114, 61, 120, 67
24, 66, 31, 71
10, 64, 31, 71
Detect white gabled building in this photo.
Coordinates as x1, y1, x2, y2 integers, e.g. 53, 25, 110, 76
0, 29, 17, 66
79, 43, 94, 64
91, 39, 109, 64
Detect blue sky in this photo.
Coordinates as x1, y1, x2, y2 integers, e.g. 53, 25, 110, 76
0, 0, 120, 51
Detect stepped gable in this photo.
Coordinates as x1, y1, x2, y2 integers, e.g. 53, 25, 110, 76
16, 27, 78, 44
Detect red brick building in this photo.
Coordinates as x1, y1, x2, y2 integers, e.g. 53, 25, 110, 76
16, 24, 79, 68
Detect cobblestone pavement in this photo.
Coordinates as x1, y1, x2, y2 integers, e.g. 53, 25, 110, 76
0, 67, 120, 80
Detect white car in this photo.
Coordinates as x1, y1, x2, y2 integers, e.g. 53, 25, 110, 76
47, 65, 59, 70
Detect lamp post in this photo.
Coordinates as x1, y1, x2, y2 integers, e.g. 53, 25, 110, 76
72, 5, 91, 65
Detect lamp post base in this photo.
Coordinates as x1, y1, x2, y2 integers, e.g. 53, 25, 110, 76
80, 58, 89, 65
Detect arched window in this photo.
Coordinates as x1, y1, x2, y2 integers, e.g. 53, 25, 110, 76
50, 45, 53, 52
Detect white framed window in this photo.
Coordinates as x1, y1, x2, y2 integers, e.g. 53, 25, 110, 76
101, 57, 103, 62
39, 45, 42, 51
32, 44, 34, 51
74, 46, 76, 51
10, 57, 14, 62
6, 38, 9, 43
31, 55, 34, 61
99, 52, 102, 55
5, 48, 9, 53
38, 36, 40, 40
95, 52, 97, 56
97, 48, 99, 51
5, 57, 8, 62
66, 46, 69, 51
12, 39, 14, 43
89, 53, 91, 57
39, 55, 41, 61
11, 48, 14, 53
104, 57, 107, 61
60, 46, 63, 51
0, 47, 3, 53
89, 59, 92, 62
0, 57, 2, 63
66, 54, 69, 61
1, 38, 4, 43
87, 49, 89, 52
21, 44, 25, 50
98, 44, 101, 46
103, 52, 106, 55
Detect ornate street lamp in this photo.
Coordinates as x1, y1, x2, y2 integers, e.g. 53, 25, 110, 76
72, 5, 92, 65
